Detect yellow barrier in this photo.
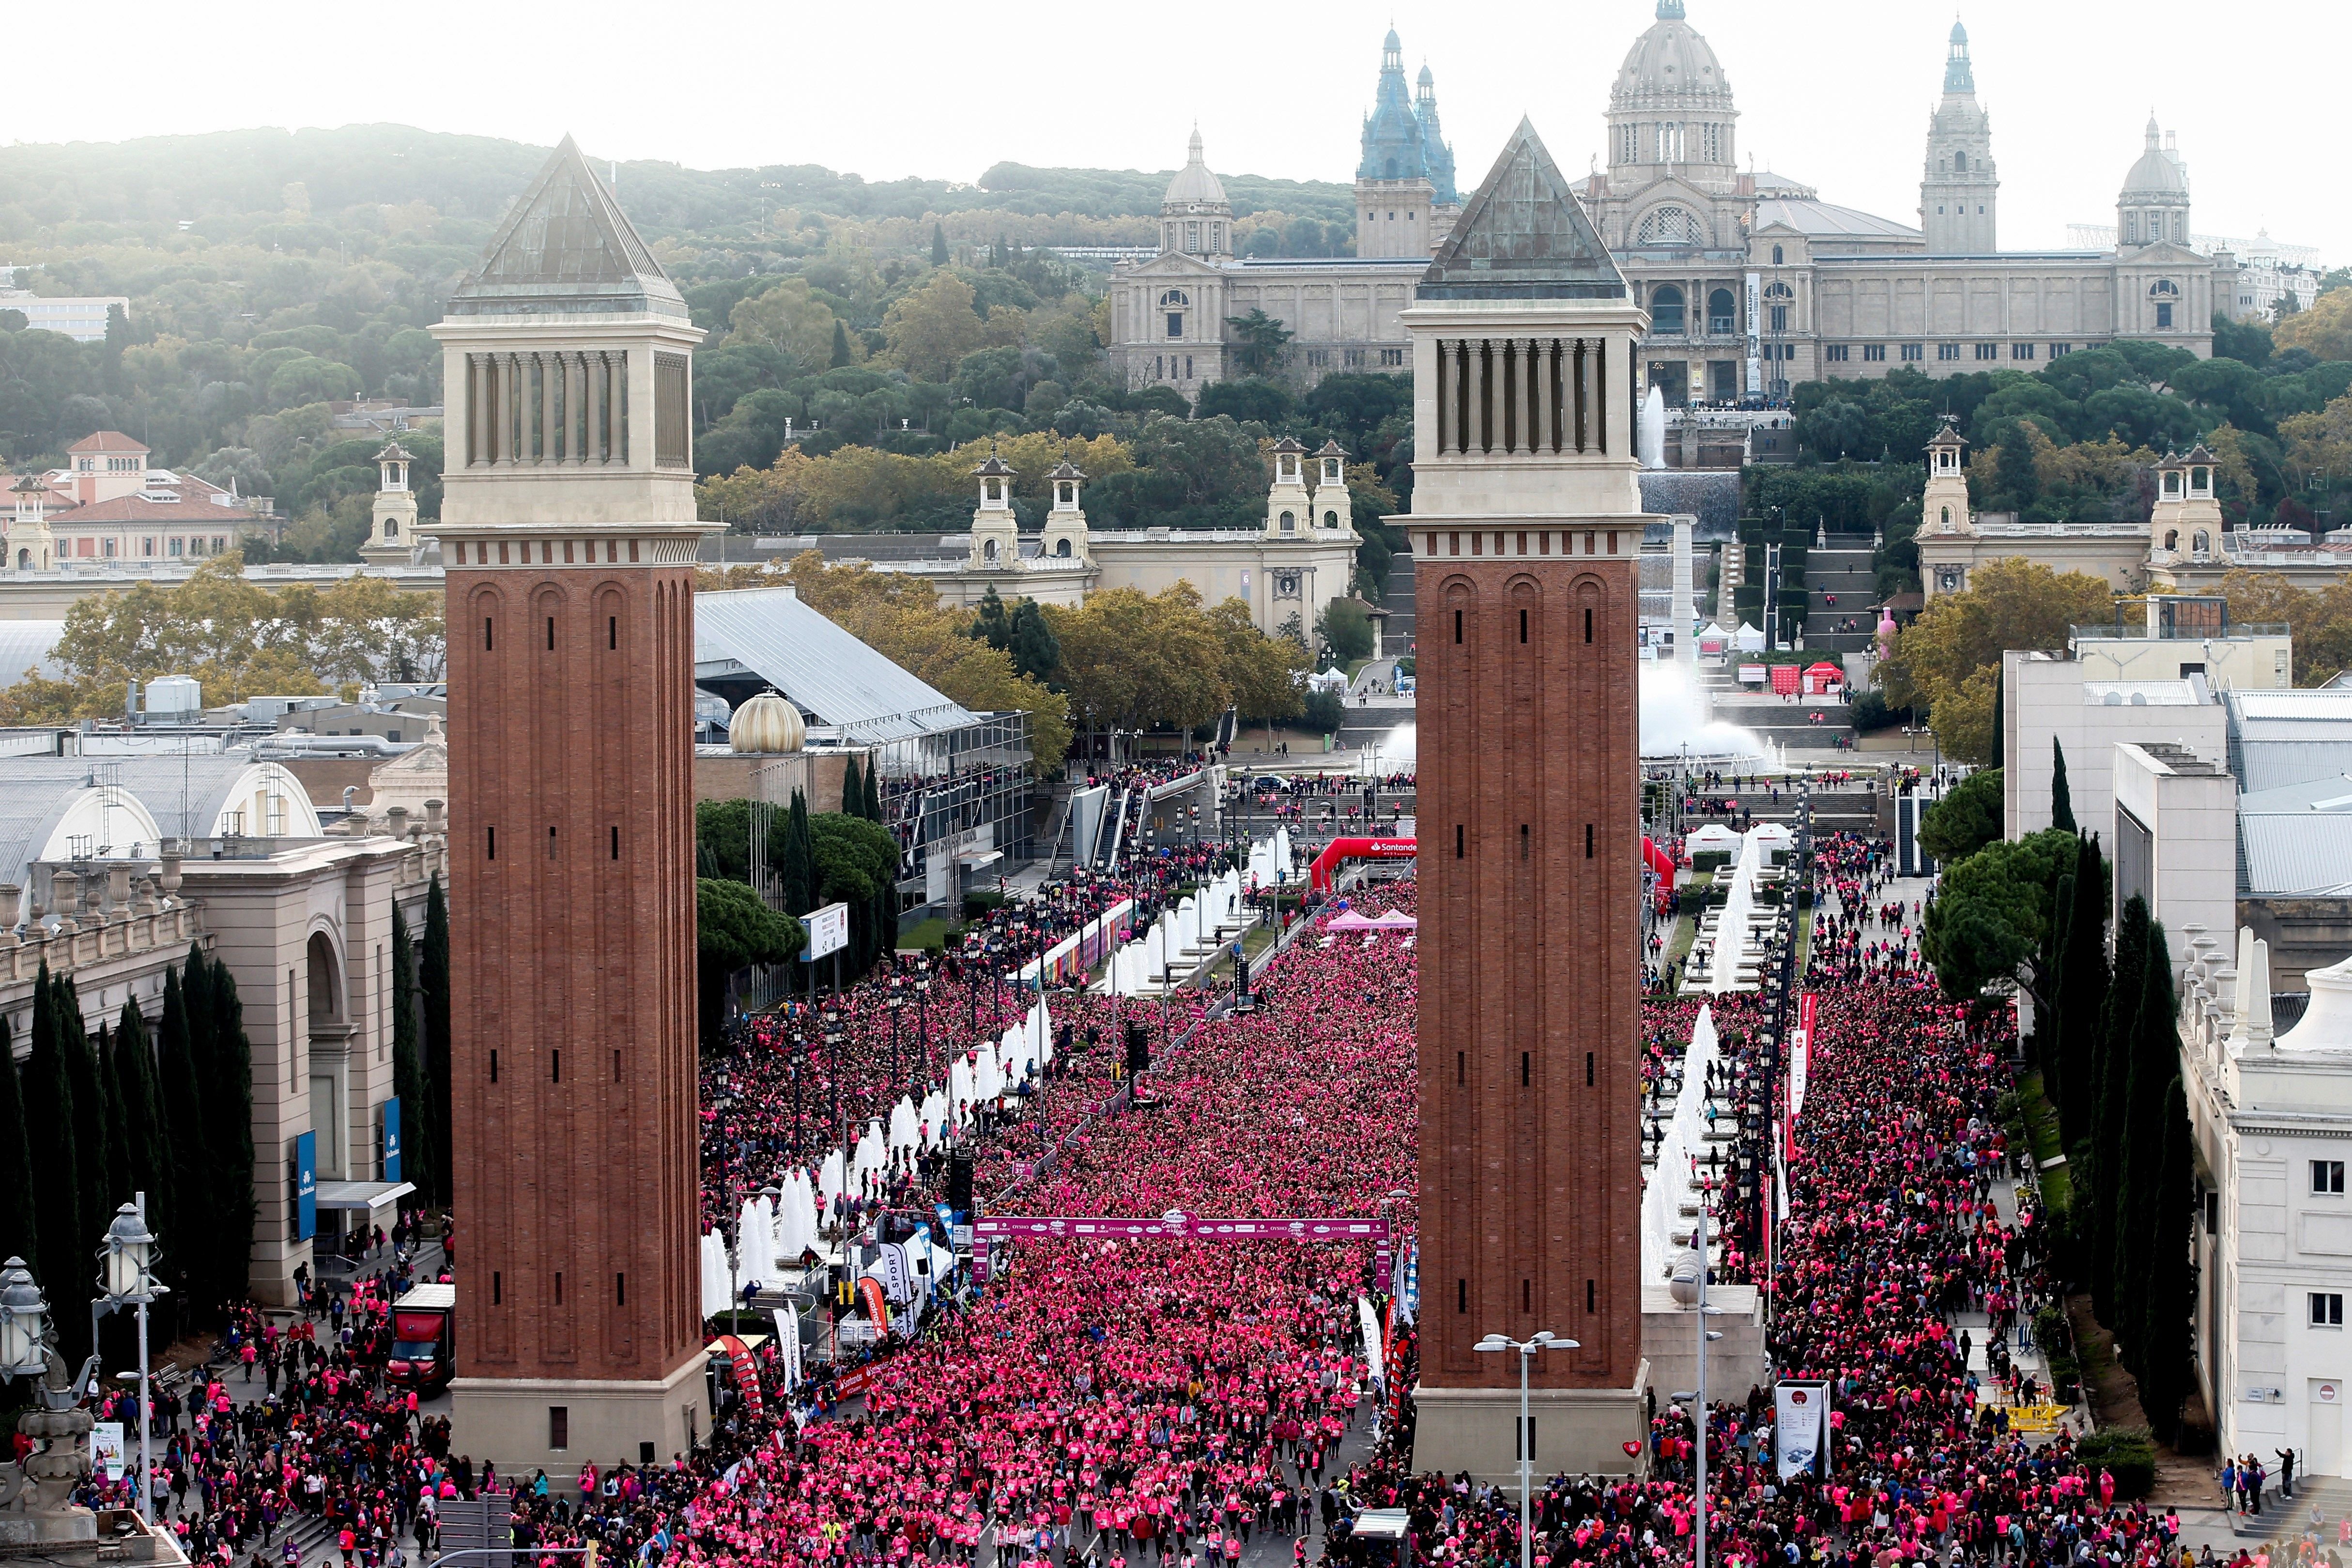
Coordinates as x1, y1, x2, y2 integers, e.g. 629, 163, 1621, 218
2006, 1402, 2067, 1434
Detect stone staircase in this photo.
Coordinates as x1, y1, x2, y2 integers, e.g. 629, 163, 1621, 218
1800, 535, 1878, 655
2229, 1475, 2352, 1542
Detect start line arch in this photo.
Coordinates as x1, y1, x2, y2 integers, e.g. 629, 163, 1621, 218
1302, 834, 1676, 892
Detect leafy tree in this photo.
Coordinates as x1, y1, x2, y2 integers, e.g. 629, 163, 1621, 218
1303, 687, 1346, 736
1878, 558, 2113, 764
2050, 736, 2075, 831
2277, 289, 2352, 363
1797, 397, 1871, 461
0, 1016, 34, 1276
1224, 309, 1293, 378
391, 900, 433, 1204
1917, 768, 2002, 865
1195, 377, 1296, 427
1317, 598, 1376, 663
696, 878, 805, 1045
883, 273, 1012, 382
1918, 828, 2076, 1004
1044, 583, 1230, 741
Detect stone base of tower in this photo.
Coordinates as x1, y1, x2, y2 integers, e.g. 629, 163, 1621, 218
452, 1352, 709, 1476
1412, 1360, 1652, 1482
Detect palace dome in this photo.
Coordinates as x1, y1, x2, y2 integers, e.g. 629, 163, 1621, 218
1614, 0, 1732, 110
1163, 128, 1229, 211
2121, 116, 2188, 198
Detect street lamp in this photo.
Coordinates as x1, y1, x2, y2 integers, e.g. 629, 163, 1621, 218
1668, 1189, 1734, 1568
0, 1257, 47, 1379
1473, 1330, 1579, 1568
888, 976, 905, 1093
97, 1200, 164, 1522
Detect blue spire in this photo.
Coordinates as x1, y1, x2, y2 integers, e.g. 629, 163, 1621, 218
1359, 29, 1430, 184
1944, 16, 1975, 93
1413, 63, 1458, 204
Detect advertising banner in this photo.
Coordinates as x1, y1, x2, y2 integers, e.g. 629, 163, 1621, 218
92, 1421, 124, 1480
1775, 1380, 1830, 1478
1789, 992, 1816, 1126
801, 902, 850, 962
1358, 1295, 1384, 1385
381, 1097, 402, 1184
293, 1132, 317, 1241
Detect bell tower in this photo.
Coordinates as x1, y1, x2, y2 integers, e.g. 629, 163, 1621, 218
1406, 117, 1654, 1482
7, 475, 54, 573
967, 451, 1020, 569
429, 135, 710, 1475
360, 440, 420, 565
1920, 417, 1973, 537
1920, 19, 1998, 254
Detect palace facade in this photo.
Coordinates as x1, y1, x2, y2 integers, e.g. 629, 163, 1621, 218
1110, 4, 2239, 406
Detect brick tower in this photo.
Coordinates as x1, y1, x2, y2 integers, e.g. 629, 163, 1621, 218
1405, 118, 1655, 1480
430, 137, 709, 1472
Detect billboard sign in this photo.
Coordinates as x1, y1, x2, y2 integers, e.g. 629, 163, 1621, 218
801, 902, 849, 961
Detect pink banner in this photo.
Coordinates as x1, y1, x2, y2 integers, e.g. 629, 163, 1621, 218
973, 1214, 1390, 1243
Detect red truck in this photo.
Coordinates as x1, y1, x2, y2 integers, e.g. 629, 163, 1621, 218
386, 1283, 455, 1392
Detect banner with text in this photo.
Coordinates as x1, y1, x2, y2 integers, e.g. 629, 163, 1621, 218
1774, 1380, 1831, 1479
974, 1214, 1389, 1244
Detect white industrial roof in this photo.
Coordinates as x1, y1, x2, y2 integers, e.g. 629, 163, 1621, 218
1755, 198, 1921, 241
694, 588, 979, 745
2084, 681, 2202, 707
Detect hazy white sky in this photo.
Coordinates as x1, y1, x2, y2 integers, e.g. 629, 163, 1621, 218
10, 0, 2334, 261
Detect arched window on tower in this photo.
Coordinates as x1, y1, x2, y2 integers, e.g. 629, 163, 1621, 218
1954, 150, 1967, 172
1765, 281, 1794, 335
1648, 285, 1686, 334
1637, 207, 1694, 247
1707, 289, 1736, 335
1771, 244, 1785, 266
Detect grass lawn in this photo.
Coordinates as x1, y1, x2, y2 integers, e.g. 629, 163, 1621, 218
897, 917, 955, 953
2016, 1068, 2075, 1213
1663, 910, 1699, 970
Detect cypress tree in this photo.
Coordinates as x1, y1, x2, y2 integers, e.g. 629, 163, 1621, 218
2051, 736, 2076, 831
57, 974, 114, 1264
198, 952, 255, 1311
0, 1015, 36, 1274
1991, 663, 2006, 770
2088, 894, 2151, 1321
113, 999, 170, 1247
2041, 869, 2073, 1100
423, 876, 453, 1215
24, 966, 83, 1347
863, 759, 883, 823
154, 967, 209, 1305
2110, 917, 2176, 1371
781, 790, 816, 916
2139, 1075, 2196, 1441
931, 222, 949, 267
2056, 833, 2110, 1147
841, 755, 864, 821
95, 1019, 133, 1212
392, 900, 434, 1203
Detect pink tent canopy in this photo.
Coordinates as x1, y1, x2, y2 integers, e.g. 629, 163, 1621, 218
1369, 911, 1418, 929
1326, 911, 1380, 931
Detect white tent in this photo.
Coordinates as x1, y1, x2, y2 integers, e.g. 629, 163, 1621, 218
1734, 622, 1765, 651
737, 1197, 777, 1290
1747, 822, 1795, 850
854, 1121, 887, 1187
700, 1230, 733, 1321
1685, 823, 1741, 854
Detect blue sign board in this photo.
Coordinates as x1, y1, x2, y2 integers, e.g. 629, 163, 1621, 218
293, 1132, 317, 1241
381, 1098, 402, 1184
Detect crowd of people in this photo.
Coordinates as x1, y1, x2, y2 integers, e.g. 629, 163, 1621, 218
64, 763, 2279, 1568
